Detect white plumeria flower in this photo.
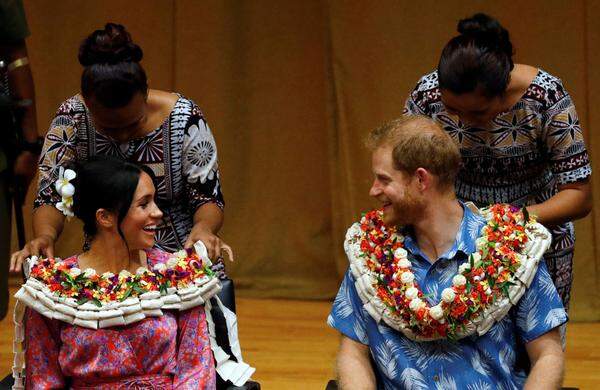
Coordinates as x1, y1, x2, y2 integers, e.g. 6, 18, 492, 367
453, 274, 467, 287
83, 268, 97, 278
55, 167, 76, 193
119, 270, 132, 279
397, 258, 411, 268
69, 267, 82, 277
441, 287, 456, 303
174, 250, 187, 260
102, 272, 115, 279
394, 248, 408, 259
409, 297, 423, 311
400, 271, 415, 284
405, 287, 419, 300
153, 263, 167, 273
475, 237, 487, 250
56, 197, 74, 217
429, 305, 444, 320
458, 262, 471, 274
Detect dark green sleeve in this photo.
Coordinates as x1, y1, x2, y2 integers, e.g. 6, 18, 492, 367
0, 0, 30, 42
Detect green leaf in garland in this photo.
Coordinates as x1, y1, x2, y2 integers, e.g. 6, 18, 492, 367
119, 287, 133, 301
76, 297, 89, 305
523, 207, 530, 223
92, 298, 102, 307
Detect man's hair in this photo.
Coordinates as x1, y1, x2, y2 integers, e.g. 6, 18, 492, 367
366, 115, 461, 190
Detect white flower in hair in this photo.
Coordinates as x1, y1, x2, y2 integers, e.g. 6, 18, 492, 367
55, 167, 77, 217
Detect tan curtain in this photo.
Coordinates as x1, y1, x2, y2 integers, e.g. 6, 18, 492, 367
16, 0, 599, 319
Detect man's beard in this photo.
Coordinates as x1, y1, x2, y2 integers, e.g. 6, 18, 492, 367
383, 192, 425, 228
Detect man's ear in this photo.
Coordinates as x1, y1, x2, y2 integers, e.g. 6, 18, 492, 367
414, 167, 432, 192
96, 208, 116, 229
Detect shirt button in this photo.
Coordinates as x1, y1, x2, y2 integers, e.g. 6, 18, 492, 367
433, 375, 439, 381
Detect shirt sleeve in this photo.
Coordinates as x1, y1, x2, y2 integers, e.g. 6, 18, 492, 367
182, 105, 224, 214
25, 308, 66, 389
34, 111, 79, 209
173, 306, 216, 389
513, 261, 568, 344
327, 270, 370, 345
541, 80, 592, 185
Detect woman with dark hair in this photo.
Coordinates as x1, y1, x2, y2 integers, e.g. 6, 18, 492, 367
11, 23, 228, 274
13, 156, 217, 388
404, 13, 592, 312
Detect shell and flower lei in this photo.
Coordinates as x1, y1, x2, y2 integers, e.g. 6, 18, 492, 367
14, 245, 221, 330
345, 203, 551, 341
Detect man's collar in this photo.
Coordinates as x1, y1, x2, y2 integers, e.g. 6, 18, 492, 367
400, 201, 484, 262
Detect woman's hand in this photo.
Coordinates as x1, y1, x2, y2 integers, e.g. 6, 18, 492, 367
184, 223, 234, 262
10, 234, 55, 273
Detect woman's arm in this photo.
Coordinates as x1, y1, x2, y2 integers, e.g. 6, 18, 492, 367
10, 204, 64, 271
527, 179, 592, 226
524, 328, 564, 389
336, 336, 376, 390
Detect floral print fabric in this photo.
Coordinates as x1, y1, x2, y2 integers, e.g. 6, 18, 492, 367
24, 249, 215, 389
328, 205, 567, 389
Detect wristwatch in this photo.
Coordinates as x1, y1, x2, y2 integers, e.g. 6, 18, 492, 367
20, 136, 44, 155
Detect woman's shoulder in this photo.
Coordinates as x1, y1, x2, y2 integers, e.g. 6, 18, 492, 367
411, 70, 440, 93
525, 67, 571, 108
406, 70, 441, 110
55, 95, 87, 117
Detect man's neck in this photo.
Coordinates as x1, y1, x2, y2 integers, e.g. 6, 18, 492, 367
411, 196, 464, 263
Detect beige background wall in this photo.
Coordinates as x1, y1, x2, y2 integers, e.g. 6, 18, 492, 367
12, 0, 599, 320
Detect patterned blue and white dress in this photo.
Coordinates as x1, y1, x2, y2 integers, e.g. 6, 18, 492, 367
329, 204, 567, 389
404, 69, 592, 310
35, 95, 225, 271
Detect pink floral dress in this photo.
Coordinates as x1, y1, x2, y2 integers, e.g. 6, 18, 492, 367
24, 249, 215, 389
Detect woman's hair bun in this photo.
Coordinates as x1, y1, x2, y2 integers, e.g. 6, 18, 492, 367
457, 13, 512, 57
79, 23, 143, 66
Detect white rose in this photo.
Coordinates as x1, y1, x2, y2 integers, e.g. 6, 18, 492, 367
429, 305, 444, 320
441, 288, 456, 303
153, 263, 167, 273
397, 258, 412, 269
394, 248, 408, 259
458, 262, 471, 274
400, 271, 415, 284
452, 274, 467, 287
409, 298, 423, 311
83, 268, 96, 278
475, 237, 487, 250
136, 267, 147, 275
405, 287, 419, 300
69, 267, 81, 277
166, 257, 179, 268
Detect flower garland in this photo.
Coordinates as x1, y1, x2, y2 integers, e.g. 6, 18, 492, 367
349, 203, 549, 341
28, 248, 213, 307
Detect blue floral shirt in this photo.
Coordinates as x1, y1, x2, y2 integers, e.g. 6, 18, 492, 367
328, 204, 568, 389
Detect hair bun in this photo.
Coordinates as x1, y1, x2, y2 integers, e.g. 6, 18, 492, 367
79, 23, 143, 66
457, 13, 512, 57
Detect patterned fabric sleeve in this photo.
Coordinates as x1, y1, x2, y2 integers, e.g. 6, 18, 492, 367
541, 79, 592, 185
25, 308, 66, 389
182, 103, 224, 214
34, 104, 79, 209
513, 261, 568, 343
173, 306, 216, 389
328, 270, 370, 345
402, 71, 439, 116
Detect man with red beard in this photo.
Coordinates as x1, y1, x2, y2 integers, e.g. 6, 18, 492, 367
328, 116, 566, 389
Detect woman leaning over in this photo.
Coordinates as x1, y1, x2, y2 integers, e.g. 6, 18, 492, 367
404, 13, 592, 312
11, 23, 227, 273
